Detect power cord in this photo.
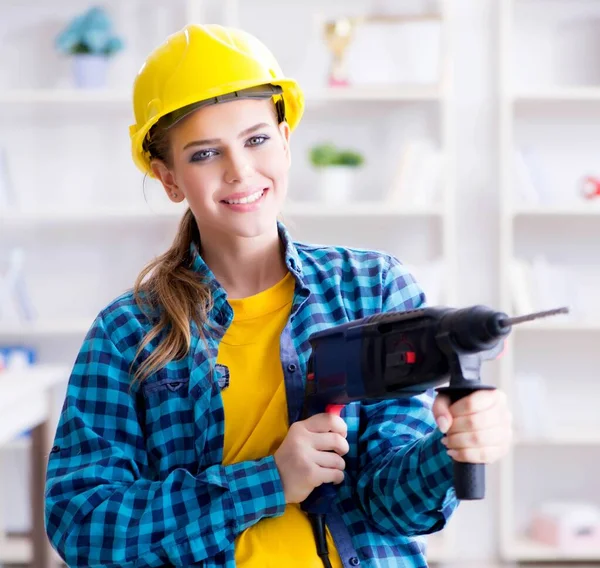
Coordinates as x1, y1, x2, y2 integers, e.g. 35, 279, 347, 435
308, 513, 333, 568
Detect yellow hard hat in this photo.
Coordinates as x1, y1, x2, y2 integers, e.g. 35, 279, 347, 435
129, 23, 305, 176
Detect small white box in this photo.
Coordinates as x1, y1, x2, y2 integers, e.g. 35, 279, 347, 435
529, 502, 600, 551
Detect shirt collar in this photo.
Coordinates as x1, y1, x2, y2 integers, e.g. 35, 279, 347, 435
188, 221, 305, 320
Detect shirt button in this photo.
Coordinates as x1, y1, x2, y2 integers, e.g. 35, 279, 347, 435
50, 445, 60, 453
287, 363, 297, 372
349, 557, 360, 566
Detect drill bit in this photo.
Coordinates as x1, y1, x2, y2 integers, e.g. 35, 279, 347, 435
499, 306, 570, 327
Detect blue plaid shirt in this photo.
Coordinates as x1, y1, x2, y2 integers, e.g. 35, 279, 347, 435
45, 222, 458, 567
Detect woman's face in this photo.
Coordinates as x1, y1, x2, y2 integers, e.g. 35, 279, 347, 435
152, 98, 291, 240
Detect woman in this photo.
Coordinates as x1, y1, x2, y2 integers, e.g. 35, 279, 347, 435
45, 24, 512, 568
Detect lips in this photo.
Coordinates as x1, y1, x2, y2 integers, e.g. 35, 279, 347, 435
221, 188, 267, 205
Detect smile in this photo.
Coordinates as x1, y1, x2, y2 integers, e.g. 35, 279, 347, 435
222, 189, 266, 205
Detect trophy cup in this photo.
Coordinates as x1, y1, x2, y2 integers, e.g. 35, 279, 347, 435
323, 17, 355, 87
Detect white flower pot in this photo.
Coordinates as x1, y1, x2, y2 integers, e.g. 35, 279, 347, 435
318, 166, 357, 204
72, 54, 109, 89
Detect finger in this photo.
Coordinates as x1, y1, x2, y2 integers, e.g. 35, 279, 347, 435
447, 444, 509, 464
446, 408, 502, 434
312, 432, 350, 456
318, 467, 346, 486
442, 427, 509, 450
448, 399, 512, 434
449, 390, 504, 418
305, 413, 348, 437
432, 394, 452, 434
313, 449, 346, 471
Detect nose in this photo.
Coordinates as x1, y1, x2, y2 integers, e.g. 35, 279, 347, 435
224, 150, 252, 184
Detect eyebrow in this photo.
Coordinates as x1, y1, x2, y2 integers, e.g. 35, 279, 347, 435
183, 122, 271, 150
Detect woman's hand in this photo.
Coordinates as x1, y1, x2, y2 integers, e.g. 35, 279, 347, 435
433, 389, 513, 463
274, 413, 349, 504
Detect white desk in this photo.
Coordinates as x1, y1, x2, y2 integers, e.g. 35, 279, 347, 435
0, 365, 69, 568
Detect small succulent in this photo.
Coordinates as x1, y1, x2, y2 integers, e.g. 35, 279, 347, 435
55, 6, 124, 57
309, 143, 365, 167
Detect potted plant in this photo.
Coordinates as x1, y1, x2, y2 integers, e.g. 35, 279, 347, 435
55, 6, 124, 89
309, 143, 365, 203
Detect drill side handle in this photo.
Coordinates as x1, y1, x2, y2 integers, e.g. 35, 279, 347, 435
435, 384, 495, 500
434, 339, 501, 500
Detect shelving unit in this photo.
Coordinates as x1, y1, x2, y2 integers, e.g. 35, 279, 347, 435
0, 365, 70, 565
0, 0, 458, 564
499, 0, 600, 564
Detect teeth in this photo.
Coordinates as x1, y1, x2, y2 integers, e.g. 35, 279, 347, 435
224, 189, 264, 205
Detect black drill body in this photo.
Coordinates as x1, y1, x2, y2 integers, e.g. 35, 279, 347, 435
305, 305, 506, 416
302, 304, 508, 522
300, 302, 568, 567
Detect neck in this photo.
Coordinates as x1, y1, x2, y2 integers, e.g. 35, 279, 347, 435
200, 224, 288, 299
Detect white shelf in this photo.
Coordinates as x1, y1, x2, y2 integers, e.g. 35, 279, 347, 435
1, 202, 443, 226
425, 535, 452, 563
0, 86, 442, 106
0, 363, 69, 384
512, 204, 600, 217
285, 202, 443, 218
514, 86, 600, 102
1, 207, 186, 225
516, 432, 600, 446
305, 85, 443, 102
0, 535, 31, 564
0, 535, 64, 564
515, 320, 600, 332
1, 437, 31, 451
0, 318, 92, 338
511, 537, 600, 561
0, 89, 130, 104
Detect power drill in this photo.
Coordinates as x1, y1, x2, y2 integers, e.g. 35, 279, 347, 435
300, 304, 568, 568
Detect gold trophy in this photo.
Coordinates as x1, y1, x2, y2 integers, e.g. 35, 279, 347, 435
323, 17, 355, 87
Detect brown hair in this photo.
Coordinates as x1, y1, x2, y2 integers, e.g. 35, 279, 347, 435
132, 116, 213, 384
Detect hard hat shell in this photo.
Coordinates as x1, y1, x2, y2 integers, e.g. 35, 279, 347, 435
129, 23, 305, 175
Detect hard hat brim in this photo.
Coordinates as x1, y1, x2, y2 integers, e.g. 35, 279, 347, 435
160, 84, 284, 131
132, 77, 304, 177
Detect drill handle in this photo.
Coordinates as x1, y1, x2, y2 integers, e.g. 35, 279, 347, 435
300, 404, 346, 515
436, 384, 495, 500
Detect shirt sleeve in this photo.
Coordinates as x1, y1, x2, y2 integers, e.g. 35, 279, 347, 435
45, 314, 286, 567
354, 255, 459, 537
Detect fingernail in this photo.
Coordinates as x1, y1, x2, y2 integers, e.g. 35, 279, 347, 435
447, 450, 457, 458
437, 416, 450, 434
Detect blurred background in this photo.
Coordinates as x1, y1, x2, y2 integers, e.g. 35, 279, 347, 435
0, 0, 599, 566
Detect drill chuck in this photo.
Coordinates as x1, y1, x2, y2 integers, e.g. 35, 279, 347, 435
445, 305, 570, 352
443, 305, 511, 352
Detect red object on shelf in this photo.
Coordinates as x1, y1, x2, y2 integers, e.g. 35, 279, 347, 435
581, 176, 600, 199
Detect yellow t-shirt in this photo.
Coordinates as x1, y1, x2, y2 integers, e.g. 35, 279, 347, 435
218, 271, 343, 568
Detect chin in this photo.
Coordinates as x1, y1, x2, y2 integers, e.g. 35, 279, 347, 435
227, 214, 279, 239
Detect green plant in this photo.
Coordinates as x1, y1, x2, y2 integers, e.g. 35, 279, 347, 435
55, 6, 124, 57
309, 143, 365, 168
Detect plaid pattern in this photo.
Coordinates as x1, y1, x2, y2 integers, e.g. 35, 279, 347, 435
45, 222, 458, 568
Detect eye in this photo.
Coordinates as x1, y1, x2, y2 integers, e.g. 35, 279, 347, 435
190, 148, 218, 162
246, 135, 269, 147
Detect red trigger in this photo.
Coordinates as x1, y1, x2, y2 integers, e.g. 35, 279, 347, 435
326, 404, 345, 417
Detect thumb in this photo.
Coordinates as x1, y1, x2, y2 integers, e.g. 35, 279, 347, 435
432, 393, 452, 434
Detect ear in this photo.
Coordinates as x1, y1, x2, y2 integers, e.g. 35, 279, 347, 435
278, 121, 292, 167
151, 160, 185, 203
